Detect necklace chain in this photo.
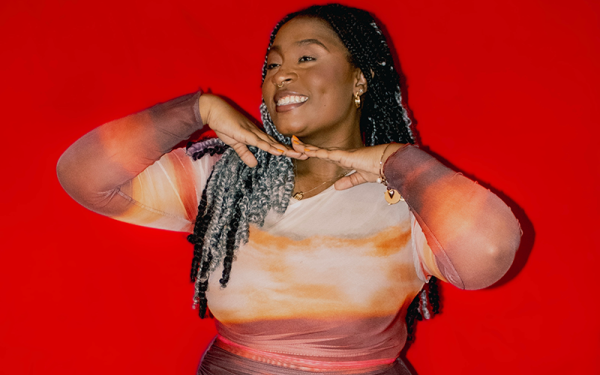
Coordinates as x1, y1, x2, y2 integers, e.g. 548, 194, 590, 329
292, 162, 349, 200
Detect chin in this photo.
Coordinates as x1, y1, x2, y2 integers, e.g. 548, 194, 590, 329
272, 120, 306, 138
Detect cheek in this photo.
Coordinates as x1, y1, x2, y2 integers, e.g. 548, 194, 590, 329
311, 66, 354, 104
261, 82, 277, 117
261, 82, 272, 102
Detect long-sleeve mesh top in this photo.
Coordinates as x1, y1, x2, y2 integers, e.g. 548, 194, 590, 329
57, 92, 521, 364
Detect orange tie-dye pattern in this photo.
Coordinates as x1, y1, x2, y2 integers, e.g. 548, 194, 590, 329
57, 93, 520, 368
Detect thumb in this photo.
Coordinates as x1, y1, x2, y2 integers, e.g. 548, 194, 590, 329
232, 143, 258, 168
334, 173, 369, 190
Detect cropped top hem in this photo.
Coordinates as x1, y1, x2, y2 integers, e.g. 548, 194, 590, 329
214, 335, 397, 373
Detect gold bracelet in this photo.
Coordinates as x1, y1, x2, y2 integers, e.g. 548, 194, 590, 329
377, 143, 394, 186
377, 143, 405, 205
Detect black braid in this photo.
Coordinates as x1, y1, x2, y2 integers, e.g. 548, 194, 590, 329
187, 4, 440, 336
428, 276, 441, 315
187, 139, 228, 160
405, 292, 421, 343
196, 251, 213, 319
219, 189, 242, 286
406, 277, 441, 342
188, 173, 210, 282
186, 144, 226, 319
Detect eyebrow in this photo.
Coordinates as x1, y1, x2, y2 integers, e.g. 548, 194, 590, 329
270, 39, 330, 54
295, 39, 329, 51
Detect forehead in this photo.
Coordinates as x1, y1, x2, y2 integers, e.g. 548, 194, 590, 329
270, 17, 347, 52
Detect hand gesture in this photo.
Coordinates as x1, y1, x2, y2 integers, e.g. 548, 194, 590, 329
290, 136, 406, 190
199, 94, 306, 167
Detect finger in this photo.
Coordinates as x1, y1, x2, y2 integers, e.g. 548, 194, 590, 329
251, 128, 285, 148
242, 127, 306, 159
334, 173, 369, 190
288, 152, 309, 160
256, 131, 280, 145
282, 147, 306, 159
306, 148, 353, 169
290, 135, 312, 155
232, 129, 306, 161
252, 132, 303, 158
291, 137, 344, 161
232, 143, 258, 168
291, 135, 321, 150
243, 132, 287, 157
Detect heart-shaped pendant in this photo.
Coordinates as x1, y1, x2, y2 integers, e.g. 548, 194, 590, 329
384, 188, 404, 205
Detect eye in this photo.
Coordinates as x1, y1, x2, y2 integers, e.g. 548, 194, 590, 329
298, 55, 316, 63
266, 63, 280, 70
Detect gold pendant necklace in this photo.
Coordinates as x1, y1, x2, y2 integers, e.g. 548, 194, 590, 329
384, 188, 404, 204
292, 170, 349, 200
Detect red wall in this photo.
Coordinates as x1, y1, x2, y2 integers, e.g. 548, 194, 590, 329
1, 0, 599, 374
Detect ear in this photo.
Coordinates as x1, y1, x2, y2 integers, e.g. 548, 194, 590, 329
353, 68, 368, 95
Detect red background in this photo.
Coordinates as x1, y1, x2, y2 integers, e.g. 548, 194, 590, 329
1, 0, 599, 374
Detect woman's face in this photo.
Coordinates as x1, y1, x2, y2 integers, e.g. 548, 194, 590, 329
262, 17, 366, 146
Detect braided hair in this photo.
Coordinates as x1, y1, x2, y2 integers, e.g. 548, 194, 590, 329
187, 3, 438, 337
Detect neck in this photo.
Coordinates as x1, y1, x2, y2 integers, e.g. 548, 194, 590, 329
293, 158, 346, 180
294, 127, 363, 179
292, 158, 349, 200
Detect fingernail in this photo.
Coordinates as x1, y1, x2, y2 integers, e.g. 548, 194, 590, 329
277, 149, 285, 154
304, 148, 311, 152
291, 135, 300, 144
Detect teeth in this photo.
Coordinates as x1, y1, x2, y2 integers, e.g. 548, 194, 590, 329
277, 96, 308, 106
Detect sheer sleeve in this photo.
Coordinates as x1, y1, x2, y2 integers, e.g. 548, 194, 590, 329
385, 145, 521, 290
56, 92, 217, 232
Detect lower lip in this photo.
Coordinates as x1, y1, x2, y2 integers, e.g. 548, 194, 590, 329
275, 100, 307, 113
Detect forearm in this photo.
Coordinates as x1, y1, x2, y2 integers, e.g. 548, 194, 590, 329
57, 92, 205, 217
384, 145, 521, 290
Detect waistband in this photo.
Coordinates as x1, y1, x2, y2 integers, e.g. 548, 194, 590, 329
214, 335, 397, 373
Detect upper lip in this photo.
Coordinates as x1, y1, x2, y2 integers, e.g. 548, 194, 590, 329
273, 90, 308, 104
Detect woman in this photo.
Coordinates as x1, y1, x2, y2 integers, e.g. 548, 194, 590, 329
57, 4, 521, 374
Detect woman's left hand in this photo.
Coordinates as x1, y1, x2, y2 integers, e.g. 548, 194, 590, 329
291, 136, 406, 190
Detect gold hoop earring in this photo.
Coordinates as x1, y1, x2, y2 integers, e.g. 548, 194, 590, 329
354, 90, 363, 109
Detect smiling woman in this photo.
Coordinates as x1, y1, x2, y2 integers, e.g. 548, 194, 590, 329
56, 4, 521, 375
263, 17, 365, 144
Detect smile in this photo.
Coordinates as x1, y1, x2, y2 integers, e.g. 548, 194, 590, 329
276, 95, 309, 106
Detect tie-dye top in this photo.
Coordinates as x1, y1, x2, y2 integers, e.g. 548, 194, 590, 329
207, 181, 431, 361
57, 92, 521, 362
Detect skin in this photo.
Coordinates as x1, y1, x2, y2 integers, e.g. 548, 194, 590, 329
199, 17, 404, 197
262, 17, 364, 148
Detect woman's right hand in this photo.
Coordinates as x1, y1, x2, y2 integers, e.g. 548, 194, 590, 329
199, 94, 305, 167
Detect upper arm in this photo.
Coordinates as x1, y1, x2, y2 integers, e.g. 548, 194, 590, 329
411, 212, 449, 284
112, 149, 221, 232
393, 146, 521, 290
409, 180, 520, 290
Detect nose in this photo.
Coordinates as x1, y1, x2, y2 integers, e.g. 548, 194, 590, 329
272, 66, 297, 88
275, 78, 291, 88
